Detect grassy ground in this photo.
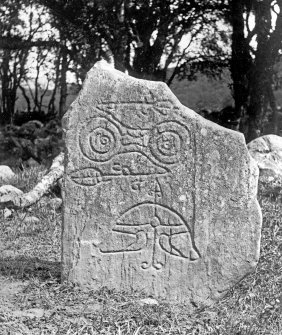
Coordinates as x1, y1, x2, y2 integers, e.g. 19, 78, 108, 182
0, 168, 282, 335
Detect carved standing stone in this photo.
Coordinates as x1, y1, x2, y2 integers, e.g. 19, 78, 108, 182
62, 61, 262, 307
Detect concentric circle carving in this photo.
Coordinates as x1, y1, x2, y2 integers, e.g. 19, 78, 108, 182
149, 121, 188, 164
79, 117, 121, 162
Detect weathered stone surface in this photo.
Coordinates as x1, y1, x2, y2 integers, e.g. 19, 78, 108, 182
247, 134, 282, 178
62, 61, 262, 307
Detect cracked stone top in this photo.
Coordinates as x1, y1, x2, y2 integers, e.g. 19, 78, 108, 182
62, 61, 262, 308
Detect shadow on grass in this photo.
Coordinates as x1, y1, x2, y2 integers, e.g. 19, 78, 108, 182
0, 256, 61, 282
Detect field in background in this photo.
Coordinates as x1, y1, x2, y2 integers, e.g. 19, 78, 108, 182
14, 70, 282, 117
15, 72, 234, 116
0, 168, 281, 334
170, 71, 233, 111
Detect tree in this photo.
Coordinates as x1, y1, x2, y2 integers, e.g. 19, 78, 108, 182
230, 0, 282, 141
21, 45, 58, 118
0, 0, 29, 124
37, 0, 230, 85
0, 0, 60, 124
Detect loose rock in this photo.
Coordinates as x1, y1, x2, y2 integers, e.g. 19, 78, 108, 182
0, 208, 13, 219
138, 298, 159, 306
248, 134, 282, 178
62, 61, 262, 308
3, 208, 13, 219
12, 308, 45, 319
0, 185, 23, 210
49, 197, 62, 209
24, 158, 40, 168
23, 216, 40, 224
0, 166, 15, 183
0, 185, 23, 197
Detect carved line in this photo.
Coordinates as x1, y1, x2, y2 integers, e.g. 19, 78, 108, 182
69, 173, 168, 187
98, 200, 200, 267
151, 221, 161, 269
120, 202, 193, 235
113, 151, 170, 172
76, 150, 170, 174
99, 229, 144, 254
152, 120, 191, 131
78, 116, 123, 162
114, 151, 171, 172
89, 127, 116, 154
97, 99, 174, 106
153, 129, 182, 157
96, 103, 182, 131
99, 227, 193, 262
149, 121, 191, 164
96, 105, 152, 130
79, 114, 190, 167
192, 128, 197, 251
70, 150, 170, 179
119, 201, 201, 258
159, 232, 188, 258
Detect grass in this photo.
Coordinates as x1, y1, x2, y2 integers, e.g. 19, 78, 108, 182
0, 167, 282, 334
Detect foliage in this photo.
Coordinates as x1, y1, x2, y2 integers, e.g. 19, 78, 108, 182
0, 0, 233, 127
0, 0, 60, 124
0, 0, 29, 123
0, 171, 282, 334
37, 0, 230, 84
1, 0, 282, 139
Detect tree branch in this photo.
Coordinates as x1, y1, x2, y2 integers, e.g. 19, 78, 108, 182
0, 37, 59, 50
0, 153, 64, 209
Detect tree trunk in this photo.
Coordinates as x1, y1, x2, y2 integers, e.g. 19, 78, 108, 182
230, 0, 282, 142
246, 0, 273, 142
19, 85, 31, 113
59, 43, 68, 119
48, 51, 60, 115
1, 49, 14, 124
230, 0, 251, 133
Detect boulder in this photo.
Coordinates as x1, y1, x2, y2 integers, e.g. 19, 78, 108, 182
0, 185, 22, 218
0, 208, 13, 219
0, 185, 23, 197
24, 158, 40, 168
23, 216, 40, 225
0, 166, 15, 183
138, 298, 159, 306
62, 60, 262, 308
49, 197, 62, 209
247, 135, 282, 178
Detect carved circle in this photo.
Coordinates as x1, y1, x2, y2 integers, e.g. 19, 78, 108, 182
150, 217, 161, 228
149, 121, 188, 164
79, 117, 120, 162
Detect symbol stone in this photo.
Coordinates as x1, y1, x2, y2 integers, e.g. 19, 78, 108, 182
62, 61, 262, 308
